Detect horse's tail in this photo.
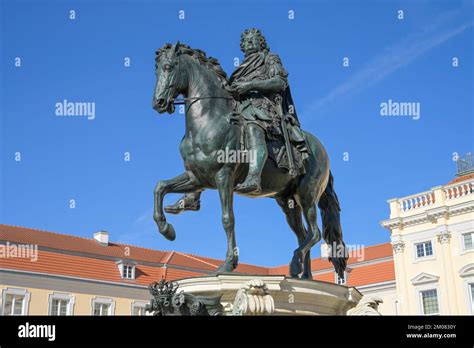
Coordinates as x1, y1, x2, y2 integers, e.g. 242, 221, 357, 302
317, 171, 348, 278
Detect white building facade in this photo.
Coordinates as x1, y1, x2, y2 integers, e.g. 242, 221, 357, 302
381, 165, 474, 315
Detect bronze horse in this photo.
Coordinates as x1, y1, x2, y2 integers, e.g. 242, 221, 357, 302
152, 42, 347, 279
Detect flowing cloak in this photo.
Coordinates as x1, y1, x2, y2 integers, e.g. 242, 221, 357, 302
229, 51, 300, 123
229, 51, 309, 170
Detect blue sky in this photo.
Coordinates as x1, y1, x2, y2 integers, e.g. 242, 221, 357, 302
1, 0, 473, 266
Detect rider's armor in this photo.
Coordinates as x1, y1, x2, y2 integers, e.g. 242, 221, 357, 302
230, 51, 308, 157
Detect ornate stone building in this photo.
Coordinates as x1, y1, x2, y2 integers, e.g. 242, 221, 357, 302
381, 157, 474, 315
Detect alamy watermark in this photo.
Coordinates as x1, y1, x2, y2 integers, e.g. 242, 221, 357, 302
321, 242, 365, 262
18, 322, 55, 341
380, 99, 420, 120
55, 99, 96, 120
217, 147, 256, 164
0, 242, 38, 262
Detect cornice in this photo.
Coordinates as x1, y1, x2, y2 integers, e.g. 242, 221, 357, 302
381, 201, 474, 230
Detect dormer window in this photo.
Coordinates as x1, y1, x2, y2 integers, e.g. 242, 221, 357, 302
123, 264, 134, 279
116, 261, 136, 280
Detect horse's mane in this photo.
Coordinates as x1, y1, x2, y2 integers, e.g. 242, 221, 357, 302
156, 43, 230, 88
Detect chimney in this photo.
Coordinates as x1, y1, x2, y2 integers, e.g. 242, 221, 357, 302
94, 231, 109, 246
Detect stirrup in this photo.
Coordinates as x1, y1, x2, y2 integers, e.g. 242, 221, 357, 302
164, 197, 200, 215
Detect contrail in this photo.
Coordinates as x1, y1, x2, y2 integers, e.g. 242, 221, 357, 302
305, 14, 473, 115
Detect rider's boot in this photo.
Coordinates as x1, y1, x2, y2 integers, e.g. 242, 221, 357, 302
164, 192, 201, 215
235, 143, 267, 194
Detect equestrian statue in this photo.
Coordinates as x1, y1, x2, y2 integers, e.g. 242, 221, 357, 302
152, 28, 348, 279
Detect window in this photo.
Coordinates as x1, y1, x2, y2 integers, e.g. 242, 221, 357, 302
93, 303, 111, 316
3, 294, 25, 315
48, 293, 74, 316
132, 306, 146, 315
1, 288, 30, 315
335, 272, 347, 285
132, 306, 147, 316
415, 241, 433, 258
51, 299, 68, 316
131, 301, 148, 316
116, 261, 136, 280
91, 297, 115, 316
123, 264, 134, 279
420, 289, 439, 315
463, 232, 473, 250
470, 283, 474, 314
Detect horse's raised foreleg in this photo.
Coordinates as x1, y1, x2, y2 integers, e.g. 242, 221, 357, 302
164, 191, 202, 215
153, 171, 201, 241
215, 166, 238, 274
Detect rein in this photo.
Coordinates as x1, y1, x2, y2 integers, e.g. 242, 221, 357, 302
172, 96, 233, 104
167, 52, 234, 112
171, 96, 234, 114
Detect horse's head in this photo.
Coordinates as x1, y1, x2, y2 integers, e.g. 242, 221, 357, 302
153, 42, 182, 114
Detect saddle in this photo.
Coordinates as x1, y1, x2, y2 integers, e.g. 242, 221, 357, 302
227, 110, 307, 175
268, 138, 306, 175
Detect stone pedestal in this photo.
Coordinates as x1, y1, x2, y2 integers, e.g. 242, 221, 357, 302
175, 274, 364, 316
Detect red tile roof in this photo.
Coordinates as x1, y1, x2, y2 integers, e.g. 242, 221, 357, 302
0, 224, 169, 263
0, 249, 165, 285
447, 173, 474, 185
311, 242, 393, 271
269, 242, 393, 275
313, 259, 396, 286
0, 224, 394, 287
346, 260, 395, 286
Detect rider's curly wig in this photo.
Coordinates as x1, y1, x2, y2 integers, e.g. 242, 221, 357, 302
240, 28, 269, 53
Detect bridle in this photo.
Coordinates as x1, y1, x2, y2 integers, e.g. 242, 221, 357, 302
162, 50, 234, 113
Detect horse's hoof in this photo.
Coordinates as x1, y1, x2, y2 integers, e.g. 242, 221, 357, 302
215, 262, 234, 274
290, 253, 303, 278
161, 223, 176, 241
289, 263, 302, 278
